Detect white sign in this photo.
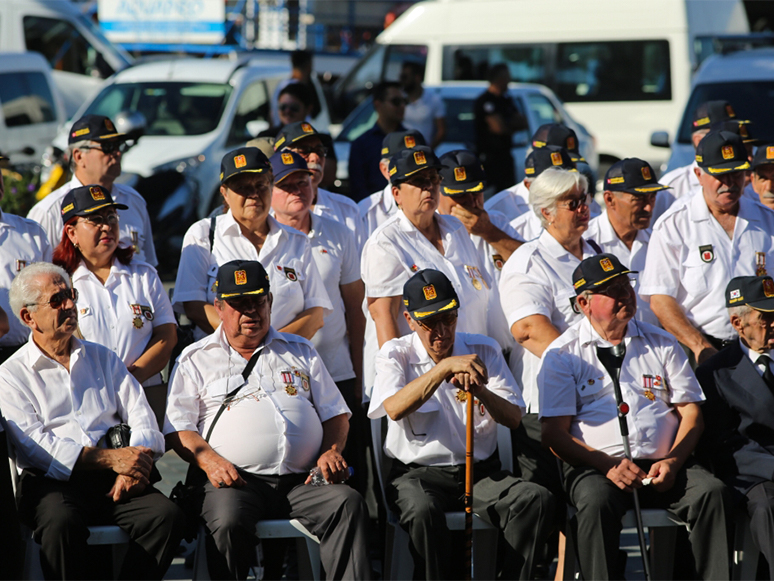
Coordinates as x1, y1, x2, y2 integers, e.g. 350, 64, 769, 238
98, 0, 225, 45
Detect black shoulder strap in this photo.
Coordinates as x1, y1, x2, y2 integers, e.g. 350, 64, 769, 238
587, 238, 603, 254
203, 347, 263, 442
209, 216, 217, 252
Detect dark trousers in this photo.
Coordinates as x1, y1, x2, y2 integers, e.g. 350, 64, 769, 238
336, 378, 369, 498
387, 454, 556, 580
512, 412, 565, 503
201, 470, 371, 580
0, 431, 22, 579
745, 480, 774, 579
564, 459, 730, 580
18, 469, 185, 580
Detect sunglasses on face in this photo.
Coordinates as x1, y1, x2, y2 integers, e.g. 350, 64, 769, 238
225, 296, 268, 312
416, 311, 458, 332
81, 141, 129, 155
279, 103, 302, 114
25, 288, 78, 310
404, 174, 441, 191
80, 212, 119, 227
388, 97, 408, 107
288, 144, 328, 158
557, 193, 591, 211
591, 278, 635, 300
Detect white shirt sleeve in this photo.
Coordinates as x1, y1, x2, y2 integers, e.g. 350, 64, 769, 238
499, 267, 556, 328
139, 199, 158, 267
339, 228, 361, 286
298, 241, 334, 314
164, 356, 202, 435
368, 340, 410, 420
304, 340, 351, 422
639, 224, 681, 298
536, 340, 579, 418
172, 220, 212, 309
27, 201, 62, 251
362, 238, 411, 298
147, 265, 176, 326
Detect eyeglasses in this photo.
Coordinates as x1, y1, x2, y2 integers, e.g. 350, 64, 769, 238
404, 173, 441, 191
225, 295, 269, 312
557, 193, 591, 211
80, 212, 119, 227
278, 103, 301, 113
591, 278, 635, 300
80, 141, 129, 155
288, 144, 328, 158
388, 97, 408, 107
25, 288, 78, 310
416, 311, 458, 332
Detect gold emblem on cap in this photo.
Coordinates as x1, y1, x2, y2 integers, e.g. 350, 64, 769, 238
600, 258, 614, 272
740, 125, 749, 138
234, 154, 247, 168
768, 146, 774, 160
404, 136, 416, 148
281, 152, 294, 165
550, 152, 562, 166
726, 104, 735, 118
422, 284, 437, 300
414, 151, 427, 165
722, 145, 735, 160
105, 119, 115, 131
764, 278, 774, 298
90, 186, 105, 201
641, 166, 652, 180
454, 167, 466, 182
234, 270, 247, 285
301, 123, 314, 133
567, 136, 576, 150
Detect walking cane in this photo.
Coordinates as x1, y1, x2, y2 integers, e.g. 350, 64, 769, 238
596, 343, 652, 581
465, 391, 474, 581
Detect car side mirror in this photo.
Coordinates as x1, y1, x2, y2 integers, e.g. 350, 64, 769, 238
650, 131, 670, 148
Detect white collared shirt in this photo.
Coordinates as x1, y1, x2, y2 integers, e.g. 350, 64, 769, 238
359, 184, 397, 240
652, 161, 701, 223
584, 212, 658, 326
72, 258, 176, 387
314, 188, 364, 250
27, 175, 157, 266
498, 229, 600, 411
510, 210, 544, 242
640, 194, 774, 341
484, 181, 531, 221
0, 336, 163, 480
0, 211, 52, 346
164, 326, 350, 476
538, 317, 704, 460
173, 211, 332, 340
368, 332, 524, 466
307, 214, 360, 381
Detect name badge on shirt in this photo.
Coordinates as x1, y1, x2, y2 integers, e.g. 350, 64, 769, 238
699, 244, 714, 263
492, 254, 504, 271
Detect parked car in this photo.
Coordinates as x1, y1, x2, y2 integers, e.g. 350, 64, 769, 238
333, 82, 597, 194
651, 47, 774, 173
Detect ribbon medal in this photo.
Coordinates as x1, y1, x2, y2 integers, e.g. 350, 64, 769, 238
757, 252, 767, 276
455, 389, 469, 403
280, 370, 297, 396
130, 304, 144, 329
465, 265, 482, 291
642, 374, 656, 401
131, 230, 139, 253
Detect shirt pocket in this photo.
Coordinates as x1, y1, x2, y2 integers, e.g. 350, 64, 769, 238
575, 372, 610, 407
681, 254, 710, 297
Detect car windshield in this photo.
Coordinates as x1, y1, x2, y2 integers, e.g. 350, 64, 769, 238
677, 81, 774, 144
84, 82, 233, 136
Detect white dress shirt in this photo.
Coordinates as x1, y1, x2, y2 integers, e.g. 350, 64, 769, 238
640, 194, 774, 341
164, 326, 350, 476
27, 175, 157, 266
368, 332, 524, 466
403, 88, 446, 145
739, 339, 773, 378
72, 258, 176, 387
173, 211, 332, 340
484, 181, 531, 221
0, 337, 163, 480
314, 188, 364, 250
359, 184, 397, 240
0, 210, 52, 346
538, 317, 704, 460
652, 161, 701, 223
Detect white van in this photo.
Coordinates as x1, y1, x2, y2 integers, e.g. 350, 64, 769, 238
0, 0, 133, 118
334, 0, 748, 170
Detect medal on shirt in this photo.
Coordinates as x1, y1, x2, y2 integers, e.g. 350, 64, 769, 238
410, 264, 419, 273
293, 368, 311, 391
455, 389, 469, 403
280, 370, 298, 396
756, 252, 767, 276
642, 374, 656, 401
464, 265, 483, 291
492, 254, 504, 271
699, 244, 714, 263
131, 304, 144, 329
130, 230, 139, 253
15, 259, 26, 272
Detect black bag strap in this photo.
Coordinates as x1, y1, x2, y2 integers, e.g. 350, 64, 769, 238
209, 216, 217, 252
586, 238, 603, 254
203, 347, 264, 443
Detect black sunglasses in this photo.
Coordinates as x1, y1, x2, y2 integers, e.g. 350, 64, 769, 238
81, 141, 129, 155
25, 288, 78, 310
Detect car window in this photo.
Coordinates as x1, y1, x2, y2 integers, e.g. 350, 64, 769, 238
526, 93, 563, 126
0, 71, 57, 127
443, 45, 548, 83
227, 81, 269, 146
24, 16, 112, 78
443, 97, 475, 145
384, 45, 428, 81
85, 82, 232, 136
336, 99, 377, 142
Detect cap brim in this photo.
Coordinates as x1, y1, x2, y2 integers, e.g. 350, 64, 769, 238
78, 202, 129, 215
403, 163, 443, 178
222, 168, 269, 183
569, 153, 586, 163
590, 269, 637, 288
702, 160, 751, 174
411, 297, 459, 320
626, 183, 671, 194
276, 168, 314, 183
218, 288, 268, 299
748, 298, 774, 313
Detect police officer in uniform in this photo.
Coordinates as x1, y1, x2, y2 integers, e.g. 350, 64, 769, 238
750, 142, 774, 211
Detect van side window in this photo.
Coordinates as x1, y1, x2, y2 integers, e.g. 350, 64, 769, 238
443, 46, 547, 83
24, 16, 113, 78
0, 72, 57, 126
228, 81, 269, 146
526, 94, 563, 127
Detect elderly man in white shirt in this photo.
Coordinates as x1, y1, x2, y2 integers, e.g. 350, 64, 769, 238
165, 259, 370, 580
368, 269, 555, 580
0, 262, 183, 580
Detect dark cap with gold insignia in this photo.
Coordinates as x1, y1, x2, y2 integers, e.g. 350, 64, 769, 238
403, 269, 459, 321
752, 143, 774, 170
726, 276, 774, 311
695, 130, 751, 174
531, 123, 585, 163
439, 150, 486, 196
572, 254, 636, 295
710, 120, 761, 145
274, 121, 320, 151
269, 150, 313, 183
692, 100, 739, 130
220, 147, 272, 184
216, 259, 270, 299
524, 145, 576, 178
604, 158, 670, 195
389, 146, 442, 185
60, 185, 128, 223
68, 114, 125, 144
381, 130, 426, 159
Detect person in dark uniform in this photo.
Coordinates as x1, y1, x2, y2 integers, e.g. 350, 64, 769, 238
474, 63, 527, 193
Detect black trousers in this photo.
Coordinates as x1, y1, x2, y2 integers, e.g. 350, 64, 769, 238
0, 431, 22, 579
18, 469, 185, 580
745, 480, 774, 579
387, 454, 556, 580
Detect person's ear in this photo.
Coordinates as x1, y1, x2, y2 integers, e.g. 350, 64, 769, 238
268, 292, 274, 310
603, 191, 615, 209
392, 184, 402, 208
403, 310, 415, 329
20, 307, 36, 331
65, 223, 78, 246
730, 314, 744, 335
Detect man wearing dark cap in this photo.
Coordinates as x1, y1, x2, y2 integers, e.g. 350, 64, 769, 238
358, 129, 426, 238
368, 268, 555, 580
750, 144, 774, 211
540, 254, 729, 581
27, 114, 157, 266
696, 275, 774, 579
165, 259, 370, 580
585, 158, 669, 326
641, 130, 774, 366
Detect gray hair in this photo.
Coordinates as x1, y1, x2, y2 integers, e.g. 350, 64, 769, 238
9, 263, 71, 325
529, 168, 589, 228
727, 304, 753, 321
67, 140, 95, 171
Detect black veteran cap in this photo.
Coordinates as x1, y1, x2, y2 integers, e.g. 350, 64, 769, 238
389, 146, 442, 185
68, 114, 125, 145
531, 123, 585, 162
695, 130, 751, 174
604, 158, 670, 194
692, 100, 739, 130
275, 121, 320, 151
403, 269, 459, 320
752, 143, 774, 169
726, 276, 774, 311
711, 120, 761, 145
524, 146, 576, 178
270, 150, 313, 183
439, 150, 486, 195
61, 185, 128, 223
216, 259, 270, 299
572, 254, 636, 295
220, 147, 272, 184
381, 130, 426, 159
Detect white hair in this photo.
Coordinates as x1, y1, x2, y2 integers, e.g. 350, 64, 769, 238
529, 168, 589, 228
9, 262, 71, 325
67, 139, 96, 171
727, 304, 753, 321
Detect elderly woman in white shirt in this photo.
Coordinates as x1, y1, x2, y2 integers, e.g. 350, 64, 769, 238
53, 184, 176, 426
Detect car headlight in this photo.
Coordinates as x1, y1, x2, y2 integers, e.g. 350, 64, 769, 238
154, 154, 206, 175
